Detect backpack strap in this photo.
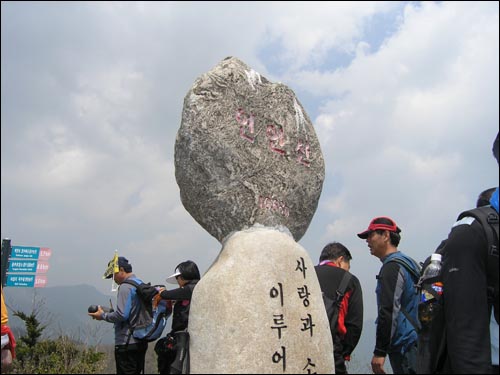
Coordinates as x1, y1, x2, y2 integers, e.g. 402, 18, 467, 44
457, 206, 499, 324
336, 272, 352, 302
330, 271, 352, 333
120, 278, 142, 345
458, 206, 499, 257
388, 257, 421, 281
385, 257, 421, 332
121, 278, 139, 288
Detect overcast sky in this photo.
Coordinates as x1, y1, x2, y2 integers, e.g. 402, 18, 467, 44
2, 1, 499, 326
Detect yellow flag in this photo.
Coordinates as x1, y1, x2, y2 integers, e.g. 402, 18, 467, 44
103, 251, 119, 279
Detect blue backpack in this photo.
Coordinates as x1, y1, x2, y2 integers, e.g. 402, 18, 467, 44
122, 279, 171, 342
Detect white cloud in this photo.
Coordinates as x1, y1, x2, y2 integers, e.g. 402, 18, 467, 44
262, 1, 399, 70
1, 2, 498, 329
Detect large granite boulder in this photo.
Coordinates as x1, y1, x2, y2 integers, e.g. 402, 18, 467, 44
189, 226, 334, 374
175, 57, 325, 242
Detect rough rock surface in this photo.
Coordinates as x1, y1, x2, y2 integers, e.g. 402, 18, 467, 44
175, 57, 325, 242
189, 226, 334, 374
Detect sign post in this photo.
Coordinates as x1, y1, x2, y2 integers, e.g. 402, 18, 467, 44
1, 239, 12, 287
3, 241, 52, 288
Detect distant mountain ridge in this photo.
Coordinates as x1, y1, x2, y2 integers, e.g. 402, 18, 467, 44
3, 284, 115, 345
3, 283, 377, 370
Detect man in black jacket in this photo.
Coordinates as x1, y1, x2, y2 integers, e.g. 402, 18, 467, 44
315, 242, 363, 374
436, 133, 499, 374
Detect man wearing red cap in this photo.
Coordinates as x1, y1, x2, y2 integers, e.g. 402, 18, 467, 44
358, 217, 420, 374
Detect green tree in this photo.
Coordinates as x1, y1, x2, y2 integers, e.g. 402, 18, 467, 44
13, 310, 46, 349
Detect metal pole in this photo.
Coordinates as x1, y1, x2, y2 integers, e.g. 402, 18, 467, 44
1, 238, 12, 287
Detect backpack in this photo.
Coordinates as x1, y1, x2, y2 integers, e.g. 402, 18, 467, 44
384, 254, 422, 332
122, 279, 171, 342
462, 206, 499, 324
322, 271, 352, 338
416, 206, 499, 373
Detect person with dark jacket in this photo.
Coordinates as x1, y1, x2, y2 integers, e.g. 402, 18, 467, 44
436, 133, 499, 374
416, 185, 498, 374
154, 260, 200, 374
358, 217, 420, 374
315, 242, 363, 374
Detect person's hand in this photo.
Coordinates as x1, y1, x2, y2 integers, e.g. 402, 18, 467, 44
371, 355, 386, 374
88, 306, 105, 320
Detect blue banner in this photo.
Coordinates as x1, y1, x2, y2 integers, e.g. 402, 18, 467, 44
11, 246, 40, 259
8, 260, 38, 273
6, 274, 36, 287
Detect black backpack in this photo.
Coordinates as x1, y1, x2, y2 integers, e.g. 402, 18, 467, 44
456, 206, 499, 323
416, 206, 499, 374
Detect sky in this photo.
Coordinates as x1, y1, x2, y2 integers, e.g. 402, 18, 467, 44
1, 0, 499, 327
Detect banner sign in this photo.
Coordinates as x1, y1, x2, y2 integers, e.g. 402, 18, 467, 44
11, 246, 40, 259
5, 274, 47, 288
8, 260, 37, 273
2, 241, 52, 288
10, 246, 52, 260
7, 260, 50, 273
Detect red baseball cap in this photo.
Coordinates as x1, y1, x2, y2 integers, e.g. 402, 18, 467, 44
357, 216, 401, 239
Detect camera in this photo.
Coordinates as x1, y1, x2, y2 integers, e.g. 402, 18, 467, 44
88, 305, 113, 313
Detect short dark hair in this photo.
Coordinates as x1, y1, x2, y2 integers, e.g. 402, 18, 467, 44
319, 242, 352, 262
476, 187, 496, 208
176, 260, 200, 281
118, 256, 132, 273
372, 217, 401, 246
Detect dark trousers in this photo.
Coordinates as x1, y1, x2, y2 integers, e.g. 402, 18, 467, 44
334, 349, 348, 374
155, 331, 190, 374
389, 342, 417, 374
115, 342, 148, 374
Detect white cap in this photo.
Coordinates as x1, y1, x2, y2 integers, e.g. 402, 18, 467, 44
166, 268, 182, 284
430, 253, 442, 262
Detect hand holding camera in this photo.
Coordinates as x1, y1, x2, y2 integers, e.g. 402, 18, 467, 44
88, 305, 113, 313
88, 299, 114, 320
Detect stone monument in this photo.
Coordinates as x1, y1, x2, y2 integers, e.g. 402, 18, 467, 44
175, 57, 333, 373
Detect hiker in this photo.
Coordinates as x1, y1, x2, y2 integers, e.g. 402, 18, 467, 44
416, 185, 498, 374
1, 286, 16, 372
357, 216, 420, 374
431, 133, 499, 374
315, 242, 363, 374
88, 255, 148, 374
154, 260, 200, 374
